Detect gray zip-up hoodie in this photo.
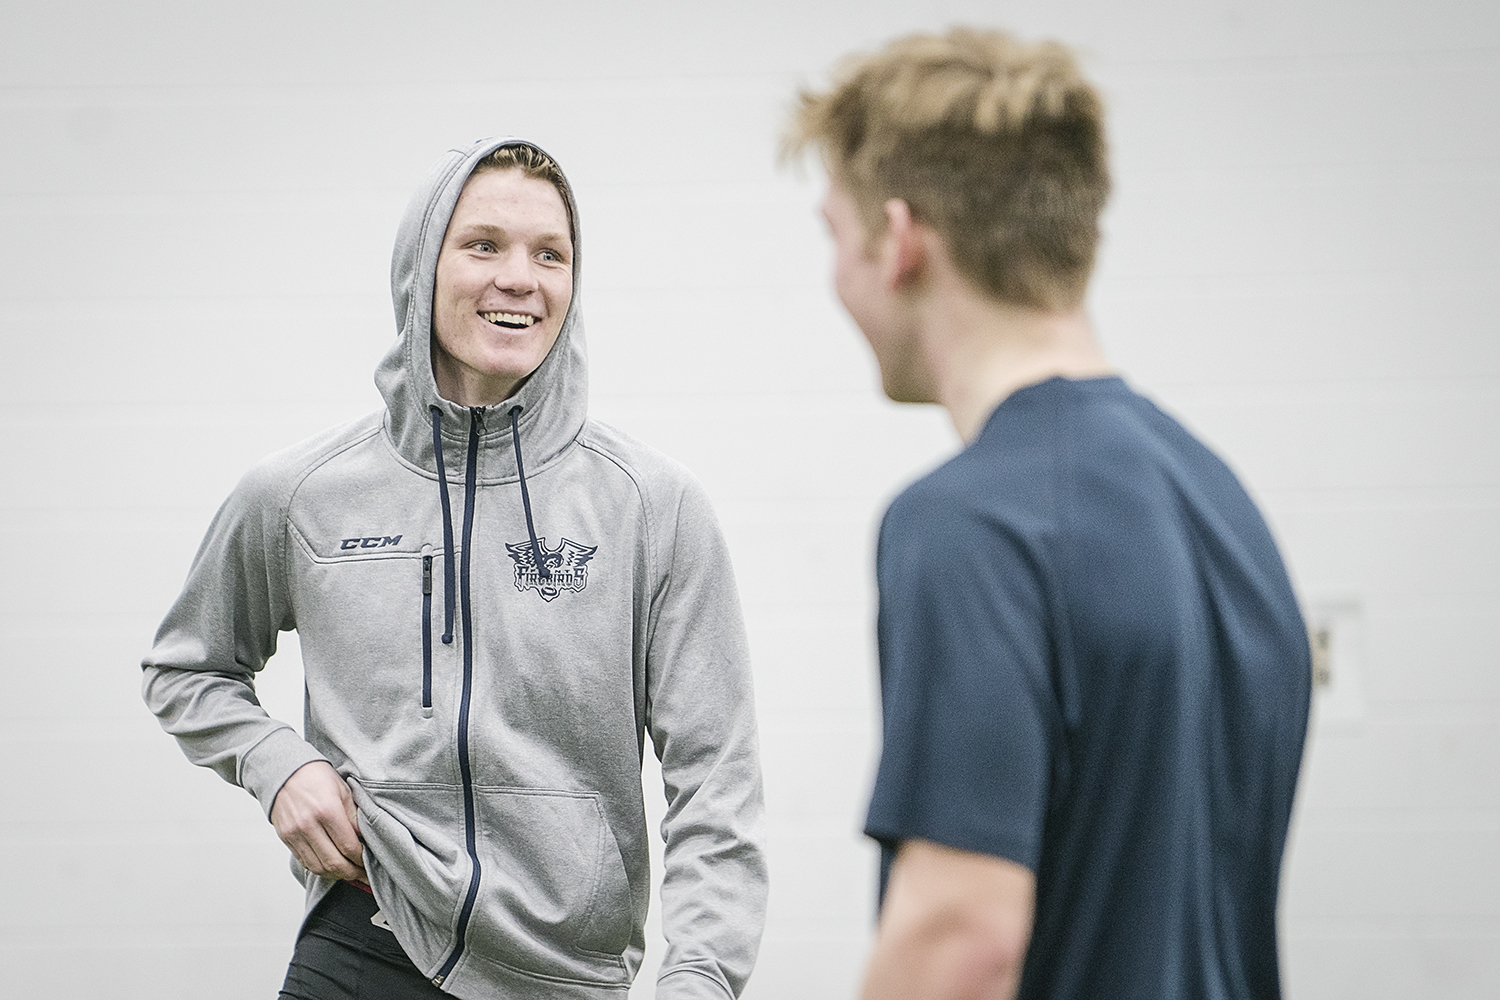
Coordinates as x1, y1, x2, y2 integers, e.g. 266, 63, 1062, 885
142, 137, 767, 999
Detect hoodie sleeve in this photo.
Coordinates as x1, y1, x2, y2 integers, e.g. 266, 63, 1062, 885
141, 460, 327, 818
645, 477, 768, 1000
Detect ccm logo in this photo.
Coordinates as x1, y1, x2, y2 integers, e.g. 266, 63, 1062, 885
341, 535, 403, 550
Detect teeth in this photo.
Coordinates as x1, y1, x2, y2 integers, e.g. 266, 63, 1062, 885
482, 311, 536, 327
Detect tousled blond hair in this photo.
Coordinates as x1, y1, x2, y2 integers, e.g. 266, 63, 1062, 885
785, 28, 1109, 310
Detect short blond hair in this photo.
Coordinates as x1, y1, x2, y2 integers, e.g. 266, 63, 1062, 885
785, 28, 1109, 311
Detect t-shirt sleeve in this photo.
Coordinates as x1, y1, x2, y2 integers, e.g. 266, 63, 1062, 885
864, 493, 1056, 873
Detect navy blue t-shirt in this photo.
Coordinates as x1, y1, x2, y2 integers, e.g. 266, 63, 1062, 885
865, 376, 1310, 1000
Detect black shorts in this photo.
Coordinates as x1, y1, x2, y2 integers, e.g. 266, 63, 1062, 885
278, 882, 448, 1000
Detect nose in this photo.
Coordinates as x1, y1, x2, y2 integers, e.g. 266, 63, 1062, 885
491, 246, 540, 296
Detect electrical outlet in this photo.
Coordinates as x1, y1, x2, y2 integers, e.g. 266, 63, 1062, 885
1305, 599, 1364, 724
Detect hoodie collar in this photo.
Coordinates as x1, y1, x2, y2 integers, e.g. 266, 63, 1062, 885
375, 136, 588, 482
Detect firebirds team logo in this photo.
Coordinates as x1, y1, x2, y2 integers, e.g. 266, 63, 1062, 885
505, 537, 598, 602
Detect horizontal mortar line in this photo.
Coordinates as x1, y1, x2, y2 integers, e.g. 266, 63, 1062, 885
0, 69, 803, 101
1284, 917, 1500, 932
3, 46, 1497, 104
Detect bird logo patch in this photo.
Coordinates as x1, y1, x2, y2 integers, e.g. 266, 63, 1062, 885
505, 537, 598, 602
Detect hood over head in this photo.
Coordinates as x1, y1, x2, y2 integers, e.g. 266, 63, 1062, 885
376, 136, 587, 481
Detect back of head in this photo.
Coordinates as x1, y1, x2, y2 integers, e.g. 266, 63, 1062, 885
786, 28, 1109, 311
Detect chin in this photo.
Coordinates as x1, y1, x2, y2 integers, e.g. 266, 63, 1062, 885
474, 347, 543, 382
883, 388, 936, 405
879, 369, 936, 406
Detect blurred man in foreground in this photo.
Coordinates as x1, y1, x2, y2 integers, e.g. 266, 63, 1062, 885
786, 29, 1310, 1000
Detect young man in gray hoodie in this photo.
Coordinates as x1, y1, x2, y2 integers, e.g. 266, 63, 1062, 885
143, 139, 767, 1000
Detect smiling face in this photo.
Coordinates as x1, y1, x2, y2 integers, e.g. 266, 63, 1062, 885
431, 167, 574, 406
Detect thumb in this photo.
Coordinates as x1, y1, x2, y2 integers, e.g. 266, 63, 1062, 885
341, 777, 361, 838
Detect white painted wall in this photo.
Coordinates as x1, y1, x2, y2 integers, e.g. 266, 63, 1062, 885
1, 1, 1495, 996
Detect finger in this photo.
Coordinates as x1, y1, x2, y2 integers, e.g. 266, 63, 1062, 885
340, 781, 363, 843
306, 828, 364, 881
284, 833, 324, 878
286, 815, 362, 881
324, 809, 365, 869
288, 832, 355, 881
284, 822, 361, 881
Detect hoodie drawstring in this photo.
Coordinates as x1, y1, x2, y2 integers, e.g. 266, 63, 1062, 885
510, 405, 550, 580
433, 405, 551, 626
430, 406, 457, 644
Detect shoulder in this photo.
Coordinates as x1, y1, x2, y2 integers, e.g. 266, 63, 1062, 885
889, 379, 1123, 531
877, 402, 1081, 599
881, 435, 1053, 559
577, 418, 714, 509
1058, 381, 1269, 535
576, 419, 731, 564
879, 475, 1053, 612
229, 411, 385, 513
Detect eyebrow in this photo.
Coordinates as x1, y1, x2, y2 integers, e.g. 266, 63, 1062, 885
452, 222, 572, 248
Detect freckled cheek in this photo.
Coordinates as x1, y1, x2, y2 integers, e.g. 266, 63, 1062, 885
552, 274, 574, 313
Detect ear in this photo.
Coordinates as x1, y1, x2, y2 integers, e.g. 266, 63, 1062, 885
879, 198, 927, 291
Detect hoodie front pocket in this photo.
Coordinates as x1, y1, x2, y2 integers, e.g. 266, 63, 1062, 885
349, 779, 471, 977
463, 786, 632, 984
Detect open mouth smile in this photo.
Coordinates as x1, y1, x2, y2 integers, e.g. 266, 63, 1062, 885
481, 311, 538, 329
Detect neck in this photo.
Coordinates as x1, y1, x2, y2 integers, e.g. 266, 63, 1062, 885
921, 288, 1112, 442
431, 346, 523, 408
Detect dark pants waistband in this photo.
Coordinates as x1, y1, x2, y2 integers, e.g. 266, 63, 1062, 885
278, 882, 447, 1000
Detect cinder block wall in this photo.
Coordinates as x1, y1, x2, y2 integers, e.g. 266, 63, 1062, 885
1, 2, 1495, 997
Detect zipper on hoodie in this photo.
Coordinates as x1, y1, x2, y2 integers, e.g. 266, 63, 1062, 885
432, 407, 485, 987
420, 548, 434, 715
